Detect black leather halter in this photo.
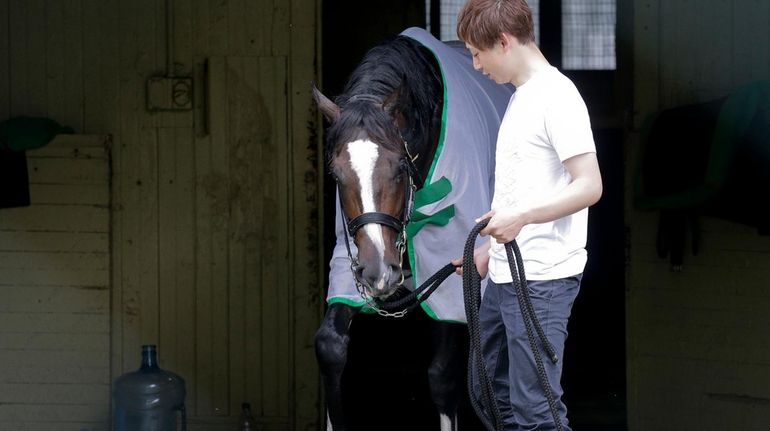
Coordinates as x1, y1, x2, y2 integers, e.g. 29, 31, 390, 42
347, 212, 403, 236
339, 153, 416, 250
335, 93, 420, 297
337, 153, 417, 290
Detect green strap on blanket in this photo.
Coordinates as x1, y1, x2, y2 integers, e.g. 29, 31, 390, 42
406, 176, 455, 238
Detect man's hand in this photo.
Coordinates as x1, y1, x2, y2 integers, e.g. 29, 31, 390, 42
478, 207, 530, 244
451, 240, 491, 278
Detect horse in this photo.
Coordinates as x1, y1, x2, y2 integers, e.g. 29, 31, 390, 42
313, 27, 513, 431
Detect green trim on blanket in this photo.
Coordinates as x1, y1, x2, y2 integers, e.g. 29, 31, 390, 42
420, 301, 440, 320
327, 296, 369, 311
327, 294, 463, 322
405, 41, 450, 322
424, 49, 450, 189
419, 301, 465, 324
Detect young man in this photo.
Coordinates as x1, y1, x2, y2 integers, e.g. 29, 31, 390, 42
451, 0, 603, 429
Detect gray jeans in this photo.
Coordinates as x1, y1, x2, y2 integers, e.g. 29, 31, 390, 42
478, 275, 582, 431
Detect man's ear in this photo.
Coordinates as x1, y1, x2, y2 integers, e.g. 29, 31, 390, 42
499, 32, 511, 50
312, 85, 340, 123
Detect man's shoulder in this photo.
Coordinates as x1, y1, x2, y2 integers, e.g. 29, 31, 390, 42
535, 71, 586, 111
538, 68, 579, 94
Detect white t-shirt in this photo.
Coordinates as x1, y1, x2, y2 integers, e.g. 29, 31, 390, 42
488, 66, 596, 282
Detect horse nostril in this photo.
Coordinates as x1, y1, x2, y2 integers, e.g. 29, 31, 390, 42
358, 263, 401, 295
388, 264, 403, 285
358, 264, 378, 290
354, 266, 366, 284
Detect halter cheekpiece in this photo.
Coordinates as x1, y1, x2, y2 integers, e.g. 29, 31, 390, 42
334, 93, 419, 302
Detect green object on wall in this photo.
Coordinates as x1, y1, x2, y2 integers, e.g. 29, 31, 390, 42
0, 116, 74, 151
0, 116, 74, 209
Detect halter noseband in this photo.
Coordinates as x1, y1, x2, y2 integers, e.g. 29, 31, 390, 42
347, 212, 403, 236
339, 155, 416, 247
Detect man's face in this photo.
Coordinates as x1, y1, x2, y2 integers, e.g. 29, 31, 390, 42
466, 40, 508, 84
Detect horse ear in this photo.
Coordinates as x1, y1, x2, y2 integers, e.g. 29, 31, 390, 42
312, 85, 340, 123
381, 89, 400, 114
382, 90, 407, 131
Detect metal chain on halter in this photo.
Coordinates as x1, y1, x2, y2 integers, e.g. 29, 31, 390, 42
463, 219, 563, 431
341, 221, 458, 319
337, 144, 446, 318
369, 262, 456, 317
343, 215, 455, 319
339, 188, 417, 318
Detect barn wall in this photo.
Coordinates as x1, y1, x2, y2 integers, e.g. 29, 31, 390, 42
629, 1, 770, 429
0, 135, 111, 430
0, 0, 322, 430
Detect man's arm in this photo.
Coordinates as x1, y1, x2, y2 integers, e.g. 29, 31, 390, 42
480, 151, 602, 243
453, 151, 602, 276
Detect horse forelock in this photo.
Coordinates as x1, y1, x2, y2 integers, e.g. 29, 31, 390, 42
325, 36, 442, 167
326, 103, 403, 162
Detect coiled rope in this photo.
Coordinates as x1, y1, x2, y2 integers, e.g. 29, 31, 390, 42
462, 219, 563, 431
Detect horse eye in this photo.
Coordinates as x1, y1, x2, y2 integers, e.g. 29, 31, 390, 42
328, 164, 342, 181
392, 169, 407, 183
328, 170, 342, 184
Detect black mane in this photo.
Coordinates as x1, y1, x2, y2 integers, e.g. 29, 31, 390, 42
326, 36, 443, 174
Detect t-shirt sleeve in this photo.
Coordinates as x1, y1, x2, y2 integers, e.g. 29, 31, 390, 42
544, 83, 596, 162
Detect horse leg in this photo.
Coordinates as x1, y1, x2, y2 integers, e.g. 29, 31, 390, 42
315, 302, 359, 431
427, 321, 465, 431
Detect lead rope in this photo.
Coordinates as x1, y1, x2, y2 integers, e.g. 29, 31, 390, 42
463, 219, 563, 431
462, 220, 502, 431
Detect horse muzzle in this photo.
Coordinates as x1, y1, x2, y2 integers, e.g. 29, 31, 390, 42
354, 260, 403, 299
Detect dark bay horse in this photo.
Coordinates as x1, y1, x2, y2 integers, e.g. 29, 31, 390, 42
313, 27, 512, 431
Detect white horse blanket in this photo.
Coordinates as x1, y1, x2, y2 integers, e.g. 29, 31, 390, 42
327, 27, 514, 323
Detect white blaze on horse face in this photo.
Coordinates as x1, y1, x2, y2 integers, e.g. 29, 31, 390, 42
346, 139, 387, 282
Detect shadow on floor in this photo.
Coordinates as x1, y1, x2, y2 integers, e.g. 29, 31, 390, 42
339, 312, 627, 431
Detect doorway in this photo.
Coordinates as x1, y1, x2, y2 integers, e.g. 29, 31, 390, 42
319, 1, 629, 429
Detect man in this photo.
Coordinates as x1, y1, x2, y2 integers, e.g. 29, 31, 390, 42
451, 0, 603, 429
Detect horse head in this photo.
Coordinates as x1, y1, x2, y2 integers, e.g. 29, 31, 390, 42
314, 87, 417, 300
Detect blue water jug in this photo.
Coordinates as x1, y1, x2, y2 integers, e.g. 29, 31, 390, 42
113, 345, 187, 431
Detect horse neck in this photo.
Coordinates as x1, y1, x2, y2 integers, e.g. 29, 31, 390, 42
387, 82, 440, 186
394, 50, 442, 183
372, 86, 441, 178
